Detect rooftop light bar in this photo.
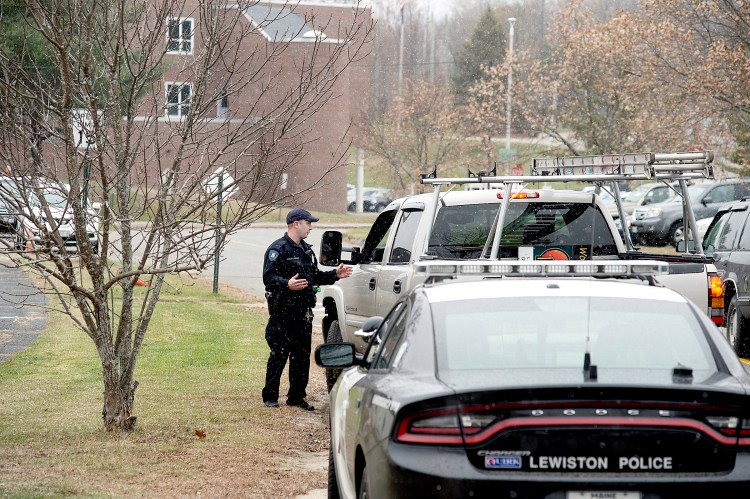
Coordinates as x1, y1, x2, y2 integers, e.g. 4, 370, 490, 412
413, 260, 670, 279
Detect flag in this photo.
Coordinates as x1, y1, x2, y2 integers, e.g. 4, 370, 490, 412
399, 0, 406, 25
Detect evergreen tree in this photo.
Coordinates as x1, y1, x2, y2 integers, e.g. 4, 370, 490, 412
452, 6, 507, 103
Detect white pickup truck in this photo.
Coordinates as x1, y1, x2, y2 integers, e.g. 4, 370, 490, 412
317, 151, 724, 387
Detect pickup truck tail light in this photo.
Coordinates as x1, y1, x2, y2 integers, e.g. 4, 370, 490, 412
708, 273, 724, 326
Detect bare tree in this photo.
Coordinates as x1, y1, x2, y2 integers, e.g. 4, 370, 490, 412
470, 0, 722, 155
0, 0, 372, 431
366, 79, 465, 194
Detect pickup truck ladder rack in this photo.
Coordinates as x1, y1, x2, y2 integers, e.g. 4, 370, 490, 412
419, 150, 715, 258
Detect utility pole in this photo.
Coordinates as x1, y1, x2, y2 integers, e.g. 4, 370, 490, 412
397, 2, 405, 130
505, 17, 517, 152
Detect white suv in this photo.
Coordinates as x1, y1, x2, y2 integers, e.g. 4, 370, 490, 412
15, 182, 100, 254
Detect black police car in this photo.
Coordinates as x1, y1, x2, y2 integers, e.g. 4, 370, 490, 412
316, 261, 750, 498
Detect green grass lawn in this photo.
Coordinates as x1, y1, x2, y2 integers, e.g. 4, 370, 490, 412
0, 277, 329, 497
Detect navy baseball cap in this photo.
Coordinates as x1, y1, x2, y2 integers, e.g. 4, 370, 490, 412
286, 208, 320, 224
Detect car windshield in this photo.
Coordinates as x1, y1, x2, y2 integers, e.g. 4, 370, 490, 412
434, 296, 716, 378
0, 179, 40, 207
623, 184, 651, 203
43, 191, 69, 209
669, 183, 710, 202
596, 190, 616, 203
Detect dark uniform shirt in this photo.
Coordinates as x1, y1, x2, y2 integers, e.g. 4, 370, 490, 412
263, 233, 339, 311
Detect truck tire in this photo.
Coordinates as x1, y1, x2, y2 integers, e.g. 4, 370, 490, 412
325, 320, 343, 392
667, 221, 683, 247
727, 295, 750, 358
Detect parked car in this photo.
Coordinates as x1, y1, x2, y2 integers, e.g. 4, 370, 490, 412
347, 187, 392, 212
630, 180, 750, 246
582, 181, 630, 199
701, 198, 750, 357
15, 182, 101, 254
0, 176, 20, 233
619, 181, 678, 216
317, 262, 750, 498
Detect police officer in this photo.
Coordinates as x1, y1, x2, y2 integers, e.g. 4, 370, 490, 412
261, 208, 352, 410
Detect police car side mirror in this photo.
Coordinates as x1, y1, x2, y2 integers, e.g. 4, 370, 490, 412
315, 342, 358, 369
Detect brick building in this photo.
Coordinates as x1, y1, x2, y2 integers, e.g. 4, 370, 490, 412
135, 0, 372, 213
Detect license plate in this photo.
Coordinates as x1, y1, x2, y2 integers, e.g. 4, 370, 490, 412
567, 493, 641, 499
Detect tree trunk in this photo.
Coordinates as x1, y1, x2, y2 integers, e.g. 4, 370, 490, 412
101, 367, 138, 431
481, 135, 495, 171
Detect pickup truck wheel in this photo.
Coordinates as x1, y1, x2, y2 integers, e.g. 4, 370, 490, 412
325, 320, 343, 392
668, 222, 683, 247
727, 295, 750, 358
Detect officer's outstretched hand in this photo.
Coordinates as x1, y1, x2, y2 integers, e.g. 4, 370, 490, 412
288, 273, 309, 291
336, 264, 353, 279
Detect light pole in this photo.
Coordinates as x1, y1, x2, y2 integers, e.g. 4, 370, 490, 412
505, 17, 516, 152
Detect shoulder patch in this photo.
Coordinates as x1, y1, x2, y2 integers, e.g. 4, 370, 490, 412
268, 250, 279, 262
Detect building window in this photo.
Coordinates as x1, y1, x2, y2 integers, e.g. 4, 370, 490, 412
166, 82, 191, 118
167, 18, 193, 54
217, 89, 229, 119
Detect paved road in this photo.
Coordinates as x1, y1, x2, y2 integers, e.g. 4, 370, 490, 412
0, 222, 362, 364
0, 259, 47, 363
200, 223, 368, 299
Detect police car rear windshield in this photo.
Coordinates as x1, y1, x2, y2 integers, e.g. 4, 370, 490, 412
433, 296, 716, 381
428, 202, 618, 259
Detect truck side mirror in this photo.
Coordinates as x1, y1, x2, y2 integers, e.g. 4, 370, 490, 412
321, 231, 362, 266
320, 231, 343, 267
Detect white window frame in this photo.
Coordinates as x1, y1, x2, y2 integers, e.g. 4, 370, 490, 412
166, 17, 194, 54
165, 82, 192, 118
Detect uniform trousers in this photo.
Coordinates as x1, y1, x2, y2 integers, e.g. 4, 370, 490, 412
261, 308, 312, 403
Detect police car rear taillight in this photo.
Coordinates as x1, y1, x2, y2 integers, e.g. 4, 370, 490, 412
395, 408, 497, 445
706, 415, 738, 436
395, 409, 463, 445
497, 192, 540, 199
740, 419, 750, 445
740, 418, 750, 437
